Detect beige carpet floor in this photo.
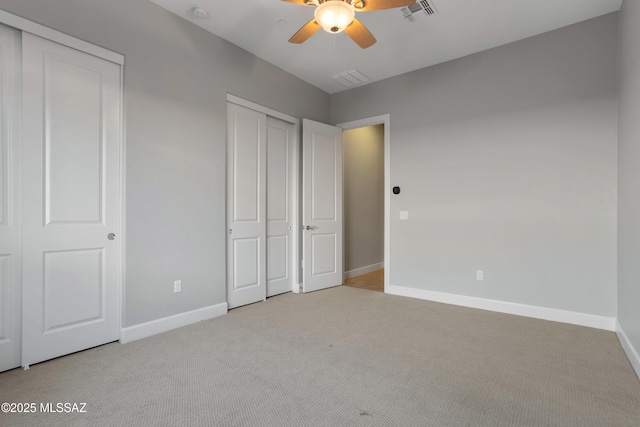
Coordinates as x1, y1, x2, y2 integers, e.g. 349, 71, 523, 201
1, 286, 639, 426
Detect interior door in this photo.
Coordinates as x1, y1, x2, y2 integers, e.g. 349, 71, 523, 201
266, 117, 295, 297
0, 23, 20, 372
227, 103, 267, 308
302, 119, 343, 293
21, 33, 122, 367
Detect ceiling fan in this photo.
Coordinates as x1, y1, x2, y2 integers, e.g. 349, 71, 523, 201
282, 0, 416, 49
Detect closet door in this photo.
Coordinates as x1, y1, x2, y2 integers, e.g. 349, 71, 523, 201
21, 33, 122, 367
266, 117, 295, 297
0, 24, 20, 372
227, 103, 267, 309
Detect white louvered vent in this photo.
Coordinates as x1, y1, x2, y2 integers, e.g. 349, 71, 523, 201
401, 0, 438, 23
331, 69, 371, 88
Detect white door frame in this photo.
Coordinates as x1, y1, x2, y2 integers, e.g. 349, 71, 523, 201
226, 94, 301, 293
336, 115, 390, 293
0, 10, 123, 64
0, 10, 125, 369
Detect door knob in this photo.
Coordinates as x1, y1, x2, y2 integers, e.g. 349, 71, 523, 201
107, 233, 116, 240
304, 225, 317, 230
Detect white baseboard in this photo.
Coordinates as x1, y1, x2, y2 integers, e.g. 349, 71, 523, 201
386, 284, 616, 331
344, 262, 384, 280
120, 303, 228, 344
616, 320, 640, 380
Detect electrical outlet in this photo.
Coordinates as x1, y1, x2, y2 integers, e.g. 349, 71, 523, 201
174, 280, 182, 293
476, 271, 483, 281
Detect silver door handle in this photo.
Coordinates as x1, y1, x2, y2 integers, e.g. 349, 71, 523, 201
304, 225, 317, 230
107, 233, 116, 240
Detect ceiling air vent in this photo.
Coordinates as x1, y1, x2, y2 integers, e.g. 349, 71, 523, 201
401, 0, 438, 23
331, 69, 371, 88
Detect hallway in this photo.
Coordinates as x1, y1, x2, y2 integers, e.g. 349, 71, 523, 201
344, 269, 384, 292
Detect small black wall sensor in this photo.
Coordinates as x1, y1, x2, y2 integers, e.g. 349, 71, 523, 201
393, 186, 401, 195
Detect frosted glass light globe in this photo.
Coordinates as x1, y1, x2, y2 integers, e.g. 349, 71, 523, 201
314, 1, 355, 34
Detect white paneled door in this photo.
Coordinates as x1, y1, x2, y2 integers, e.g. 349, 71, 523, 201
226, 102, 342, 303
21, 33, 122, 367
266, 117, 295, 297
227, 103, 267, 309
227, 103, 296, 308
0, 24, 20, 372
302, 119, 343, 293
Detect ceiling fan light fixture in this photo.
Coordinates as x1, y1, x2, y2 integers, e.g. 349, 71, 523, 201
314, 1, 355, 34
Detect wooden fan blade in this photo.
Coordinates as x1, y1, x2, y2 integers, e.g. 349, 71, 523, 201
344, 18, 376, 49
280, 0, 315, 5
356, 0, 415, 12
289, 19, 321, 44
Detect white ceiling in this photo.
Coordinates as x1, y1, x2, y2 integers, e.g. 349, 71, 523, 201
150, 0, 622, 94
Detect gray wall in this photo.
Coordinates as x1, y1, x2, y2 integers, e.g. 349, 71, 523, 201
331, 14, 618, 317
343, 125, 384, 273
1, 1, 625, 331
618, 0, 640, 362
0, 0, 329, 327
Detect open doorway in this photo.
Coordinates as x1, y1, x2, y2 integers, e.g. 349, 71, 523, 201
342, 124, 385, 292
